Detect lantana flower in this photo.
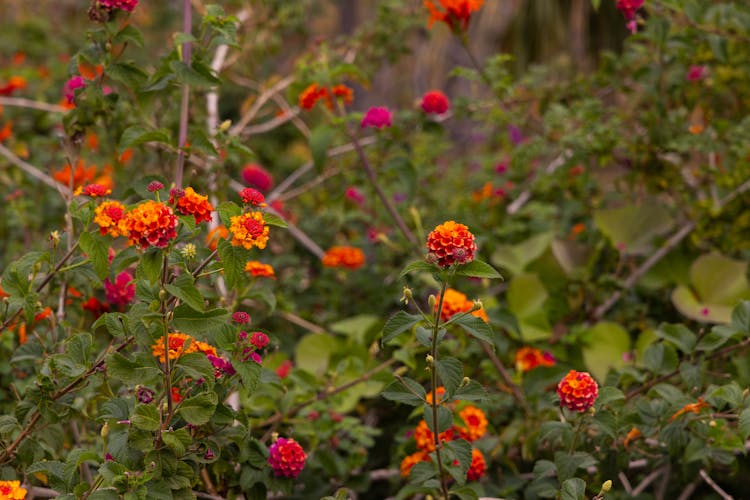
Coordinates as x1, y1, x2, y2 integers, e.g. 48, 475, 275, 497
557, 370, 599, 412
104, 271, 135, 306
436, 288, 488, 322
229, 212, 270, 250
322, 246, 366, 270
515, 347, 555, 372
421, 90, 450, 115
456, 405, 488, 442
124, 200, 178, 249
0, 480, 27, 499
245, 260, 276, 278
241, 164, 274, 192
361, 106, 392, 129
151, 332, 217, 363
268, 437, 307, 478
170, 186, 214, 224
426, 220, 477, 268
467, 448, 486, 481
94, 201, 128, 237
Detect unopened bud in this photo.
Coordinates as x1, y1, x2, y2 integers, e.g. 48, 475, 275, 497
100, 422, 109, 438
601, 480, 612, 493
472, 299, 483, 311
460, 376, 470, 388
219, 120, 232, 132
49, 230, 61, 248
425, 354, 434, 366
709, 420, 717, 427
159, 289, 168, 301
428, 295, 436, 309
181, 243, 197, 260
401, 286, 413, 304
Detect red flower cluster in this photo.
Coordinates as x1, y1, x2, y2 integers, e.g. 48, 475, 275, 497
421, 90, 450, 115
104, 271, 135, 306
94, 201, 128, 238
616, 0, 644, 20
229, 212, 269, 250
241, 164, 274, 192
124, 200, 179, 249
467, 448, 486, 481
170, 187, 214, 224
425, 0, 485, 31
98, 0, 139, 11
557, 370, 599, 412
515, 347, 555, 372
239, 187, 266, 207
361, 106, 392, 129
298, 83, 354, 111
80, 183, 111, 197
426, 220, 477, 268
0, 76, 27, 96
268, 437, 307, 478
322, 246, 366, 270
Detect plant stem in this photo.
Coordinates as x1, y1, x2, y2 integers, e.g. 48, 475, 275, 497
161, 253, 174, 423
174, 0, 192, 188
431, 280, 450, 500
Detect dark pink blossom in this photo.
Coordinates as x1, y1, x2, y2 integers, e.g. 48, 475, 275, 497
361, 107, 392, 129
687, 65, 708, 82
345, 187, 365, 205
420, 90, 450, 115
104, 271, 135, 306
98, 0, 139, 12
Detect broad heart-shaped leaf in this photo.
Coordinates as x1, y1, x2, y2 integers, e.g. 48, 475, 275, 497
177, 392, 218, 425
423, 404, 453, 434
382, 311, 422, 345
234, 359, 261, 392
217, 201, 241, 228
119, 125, 171, 149
400, 260, 440, 278
164, 274, 205, 312
507, 273, 548, 318
671, 286, 733, 324
582, 322, 631, 381
550, 239, 593, 276
443, 439, 472, 486
560, 478, 586, 500
491, 232, 553, 276
381, 377, 426, 406
454, 259, 503, 279
691, 253, 750, 304
593, 201, 673, 255
174, 352, 215, 389
217, 238, 251, 289
79, 231, 109, 279
453, 314, 494, 344
449, 380, 488, 402
295, 333, 339, 376
435, 357, 463, 397
309, 125, 335, 171
172, 305, 230, 337
106, 352, 161, 386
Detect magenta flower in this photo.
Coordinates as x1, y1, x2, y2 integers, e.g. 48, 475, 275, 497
687, 65, 708, 82
361, 107, 392, 129
241, 164, 274, 192
98, 0, 139, 12
64, 76, 86, 103
268, 438, 307, 478
345, 187, 365, 205
232, 311, 251, 324
250, 332, 269, 349
104, 271, 135, 306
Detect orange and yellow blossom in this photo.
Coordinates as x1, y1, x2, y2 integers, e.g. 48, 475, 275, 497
229, 212, 269, 250
245, 260, 276, 278
456, 405, 488, 442
426, 220, 477, 268
436, 288, 488, 322
94, 200, 128, 238
0, 480, 26, 499
124, 200, 178, 249
515, 346, 555, 372
424, 0, 484, 31
669, 398, 710, 422
414, 419, 455, 452
400, 451, 429, 478
151, 332, 217, 363
171, 186, 214, 224
322, 246, 365, 270
205, 225, 229, 251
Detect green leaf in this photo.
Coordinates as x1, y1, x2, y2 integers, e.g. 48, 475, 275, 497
731, 301, 750, 332
177, 392, 218, 425
136, 247, 163, 283
593, 201, 673, 255
444, 438, 473, 483
263, 212, 288, 228
739, 409, 750, 440
0, 415, 19, 435
309, 125, 335, 171
435, 357, 463, 397
400, 260, 440, 278
453, 314, 494, 344
234, 359, 261, 391
132, 404, 160, 431
172, 304, 230, 336
491, 232, 553, 276
555, 451, 596, 482
560, 478, 587, 500
455, 259, 502, 279
217, 238, 250, 289
423, 404, 452, 434
120, 125, 171, 149
175, 352, 214, 389
164, 274, 205, 312
170, 60, 220, 88
582, 322, 630, 381
381, 377, 426, 406
106, 353, 161, 386
654, 323, 696, 353
450, 380, 488, 402
79, 231, 109, 279
107, 62, 148, 87
217, 201, 241, 227
295, 333, 338, 375
507, 273, 548, 318
642, 343, 678, 374
409, 461, 437, 485
113, 24, 145, 47
382, 311, 422, 344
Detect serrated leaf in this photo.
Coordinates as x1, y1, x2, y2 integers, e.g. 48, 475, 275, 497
217, 238, 250, 289
234, 359, 261, 391
136, 247, 163, 283
177, 392, 218, 425
175, 352, 214, 389
132, 404, 160, 431
107, 62, 148, 87
171, 60, 220, 88
382, 311, 422, 344
409, 461, 437, 485
263, 212, 288, 228
454, 259, 502, 279
79, 231, 109, 279
654, 323, 696, 353
435, 357, 463, 396
217, 201, 241, 227
120, 125, 171, 149
0, 415, 19, 435
739, 409, 750, 440
164, 274, 205, 312
450, 380, 488, 402
172, 304, 229, 336
113, 24, 144, 47
444, 438, 472, 484
400, 260, 440, 278
106, 353, 161, 386
560, 478, 586, 500
453, 314, 494, 344
381, 377, 426, 406
423, 404, 452, 434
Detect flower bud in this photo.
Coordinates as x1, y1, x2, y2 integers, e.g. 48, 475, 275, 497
425, 354, 434, 366
219, 120, 232, 132
401, 286, 413, 304
159, 289, 168, 301
460, 376, 471, 388
428, 295, 436, 309
100, 422, 109, 438
601, 480, 612, 493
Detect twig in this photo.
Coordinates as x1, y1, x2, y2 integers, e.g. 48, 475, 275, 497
27, 486, 60, 498
276, 311, 326, 333
618, 471, 633, 495
0, 97, 69, 113
257, 358, 396, 428
174, 0, 193, 188
200, 468, 219, 498
677, 476, 701, 500
480, 341, 529, 416
228, 76, 295, 137
631, 465, 667, 496
0, 143, 71, 195
506, 150, 571, 215
699, 469, 734, 500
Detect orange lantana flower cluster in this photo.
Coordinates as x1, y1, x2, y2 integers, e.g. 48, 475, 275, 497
298, 83, 354, 111
245, 260, 276, 278
0, 480, 27, 499
456, 405, 489, 441
426, 220, 477, 268
94, 201, 128, 237
151, 332, 217, 363
515, 346, 555, 372
171, 186, 214, 224
425, 0, 484, 31
557, 370, 599, 412
229, 212, 269, 250
205, 225, 229, 251
436, 287, 488, 322
124, 200, 179, 249
321, 246, 365, 270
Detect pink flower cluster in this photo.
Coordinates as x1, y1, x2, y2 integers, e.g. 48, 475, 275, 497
98, 0, 139, 12
268, 437, 307, 478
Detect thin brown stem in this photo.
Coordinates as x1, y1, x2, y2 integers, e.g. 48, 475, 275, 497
174, 0, 192, 188
480, 341, 529, 416
431, 281, 450, 500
